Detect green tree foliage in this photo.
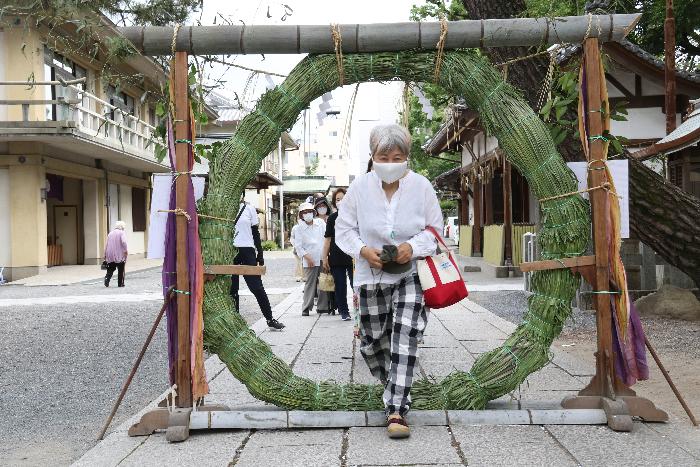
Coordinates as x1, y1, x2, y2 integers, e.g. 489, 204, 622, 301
404, 1, 466, 181
523, 0, 700, 71
409, 0, 469, 21
105, 0, 201, 26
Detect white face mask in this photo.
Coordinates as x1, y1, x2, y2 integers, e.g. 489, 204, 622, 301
302, 213, 314, 222
317, 206, 328, 215
373, 161, 408, 184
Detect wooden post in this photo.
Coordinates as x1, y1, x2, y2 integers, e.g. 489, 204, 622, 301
484, 178, 494, 226
472, 176, 483, 256
561, 39, 668, 429
459, 190, 469, 226
503, 155, 513, 266
582, 38, 616, 399
664, 0, 677, 134
174, 51, 192, 408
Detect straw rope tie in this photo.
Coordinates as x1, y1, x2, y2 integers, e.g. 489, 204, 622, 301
277, 86, 305, 115
199, 213, 237, 224
434, 17, 448, 83
250, 354, 275, 381
539, 181, 617, 203
257, 109, 283, 134
331, 24, 345, 85
158, 208, 191, 222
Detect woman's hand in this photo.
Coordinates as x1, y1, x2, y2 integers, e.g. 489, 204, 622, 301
360, 246, 383, 269
322, 258, 330, 273
395, 242, 413, 264
304, 254, 315, 268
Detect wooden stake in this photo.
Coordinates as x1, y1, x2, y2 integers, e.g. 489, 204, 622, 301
98, 288, 174, 440
645, 336, 698, 426
174, 51, 192, 408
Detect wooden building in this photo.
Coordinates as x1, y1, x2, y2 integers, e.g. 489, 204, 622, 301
427, 40, 700, 276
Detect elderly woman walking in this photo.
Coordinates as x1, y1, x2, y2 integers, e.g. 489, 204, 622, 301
104, 220, 129, 287
336, 124, 443, 439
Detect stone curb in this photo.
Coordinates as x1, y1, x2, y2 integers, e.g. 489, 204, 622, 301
188, 409, 608, 429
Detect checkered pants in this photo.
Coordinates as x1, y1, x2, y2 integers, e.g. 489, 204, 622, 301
358, 274, 428, 417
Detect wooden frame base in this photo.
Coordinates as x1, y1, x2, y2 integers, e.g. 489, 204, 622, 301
562, 394, 668, 432
129, 404, 231, 442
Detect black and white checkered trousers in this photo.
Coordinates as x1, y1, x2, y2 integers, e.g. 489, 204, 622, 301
358, 273, 428, 417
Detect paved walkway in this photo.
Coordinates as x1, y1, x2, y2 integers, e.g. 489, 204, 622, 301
7, 256, 163, 286
75, 288, 700, 467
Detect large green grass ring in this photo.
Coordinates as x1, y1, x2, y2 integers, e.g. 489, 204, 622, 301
197, 50, 589, 410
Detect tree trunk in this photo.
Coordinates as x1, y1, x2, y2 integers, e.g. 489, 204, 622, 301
629, 158, 700, 287
462, 0, 700, 287
460, 0, 582, 162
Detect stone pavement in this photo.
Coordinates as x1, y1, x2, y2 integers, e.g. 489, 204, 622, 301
75, 287, 700, 467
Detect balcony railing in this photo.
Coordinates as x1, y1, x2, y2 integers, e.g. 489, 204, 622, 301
0, 79, 157, 159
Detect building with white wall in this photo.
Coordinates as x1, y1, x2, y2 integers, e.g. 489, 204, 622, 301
0, 12, 168, 281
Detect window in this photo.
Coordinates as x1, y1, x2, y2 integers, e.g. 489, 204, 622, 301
132, 187, 147, 232
44, 48, 86, 121
107, 86, 135, 125
669, 164, 683, 189
330, 131, 338, 136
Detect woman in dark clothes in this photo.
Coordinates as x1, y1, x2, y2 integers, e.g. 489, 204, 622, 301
321, 188, 353, 321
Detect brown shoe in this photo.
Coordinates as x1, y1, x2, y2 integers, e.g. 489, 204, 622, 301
387, 414, 410, 439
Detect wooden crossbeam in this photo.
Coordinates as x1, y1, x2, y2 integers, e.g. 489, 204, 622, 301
204, 265, 266, 276
519, 255, 596, 272
520, 255, 596, 284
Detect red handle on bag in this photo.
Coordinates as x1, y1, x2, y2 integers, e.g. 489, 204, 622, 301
425, 226, 449, 250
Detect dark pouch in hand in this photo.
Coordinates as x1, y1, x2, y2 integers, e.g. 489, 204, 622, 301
101, 261, 108, 270
380, 245, 411, 274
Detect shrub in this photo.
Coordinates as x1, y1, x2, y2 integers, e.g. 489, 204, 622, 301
261, 240, 279, 251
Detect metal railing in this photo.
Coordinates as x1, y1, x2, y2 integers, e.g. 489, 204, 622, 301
0, 79, 156, 157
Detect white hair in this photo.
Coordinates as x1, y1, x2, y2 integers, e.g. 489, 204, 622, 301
114, 220, 126, 230
369, 124, 411, 157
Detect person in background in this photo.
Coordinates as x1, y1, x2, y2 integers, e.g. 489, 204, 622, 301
230, 200, 285, 330
289, 220, 305, 282
336, 123, 442, 439
314, 196, 331, 223
104, 220, 128, 287
322, 188, 353, 321
294, 202, 329, 316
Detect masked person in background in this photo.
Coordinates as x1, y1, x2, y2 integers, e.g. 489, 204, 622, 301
336, 124, 442, 439
230, 200, 285, 330
293, 202, 331, 316
314, 196, 331, 223
289, 220, 305, 282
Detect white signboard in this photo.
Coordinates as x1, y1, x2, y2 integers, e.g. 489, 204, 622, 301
147, 175, 206, 259
566, 160, 629, 238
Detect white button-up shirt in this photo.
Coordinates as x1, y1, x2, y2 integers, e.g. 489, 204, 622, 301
292, 218, 326, 267
336, 170, 443, 286
233, 203, 259, 248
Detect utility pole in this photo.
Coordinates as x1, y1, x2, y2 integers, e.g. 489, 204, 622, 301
278, 137, 285, 248
664, 0, 677, 134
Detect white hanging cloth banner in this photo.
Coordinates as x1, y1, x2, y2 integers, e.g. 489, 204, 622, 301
147, 174, 206, 259
566, 160, 629, 238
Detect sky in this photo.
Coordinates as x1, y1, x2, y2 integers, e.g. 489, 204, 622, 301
195, 0, 421, 145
